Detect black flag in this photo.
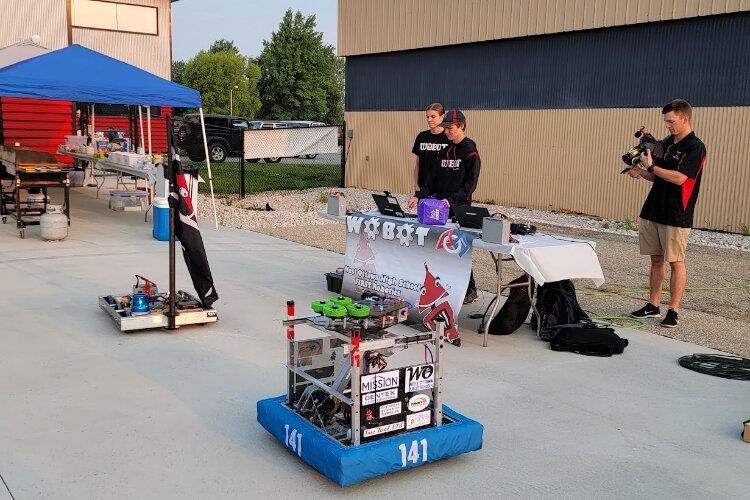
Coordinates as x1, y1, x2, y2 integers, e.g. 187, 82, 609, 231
166, 114, 218, 307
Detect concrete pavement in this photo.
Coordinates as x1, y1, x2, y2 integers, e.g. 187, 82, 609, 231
0, 188, 747, 499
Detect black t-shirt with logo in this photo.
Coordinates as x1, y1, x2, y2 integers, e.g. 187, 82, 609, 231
412, 129, 450, 187
640, 131, 706, 228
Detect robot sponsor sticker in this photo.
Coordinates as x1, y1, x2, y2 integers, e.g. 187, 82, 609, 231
379, 401, 402, 418
361, 369, 400, 393
361, 388, 399, 406
376, 388, 398, 403
362, 421, 405, 438
406, 410, 431, 430
405, 364, 434, 392
407, 394, 430, 412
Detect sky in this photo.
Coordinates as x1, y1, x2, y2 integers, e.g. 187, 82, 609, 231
172, 0, 338, 61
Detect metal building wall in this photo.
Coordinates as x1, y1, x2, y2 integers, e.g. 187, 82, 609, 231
72, 0, 172, 78
0, 0, 68, 49
344, 107, 750, 233
346, 13, 750, 111
338, 0, 750, 56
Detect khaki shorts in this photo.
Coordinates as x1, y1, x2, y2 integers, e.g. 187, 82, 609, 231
638, 218, 691, 262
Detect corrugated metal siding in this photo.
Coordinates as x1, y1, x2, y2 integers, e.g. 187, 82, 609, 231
72, 0, 172, 78
1, 97, 73, 163
343, 107, 750, 233
346, 12, 750, 111
0, 0, 68, 50
338, 0, 750, 56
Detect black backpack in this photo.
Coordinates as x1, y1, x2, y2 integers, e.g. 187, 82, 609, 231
530, 280, 589, 331
547, 323, 628, 357
488, 274, 532, 335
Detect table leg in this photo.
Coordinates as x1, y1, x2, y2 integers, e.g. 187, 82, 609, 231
94, 163, 106, 199
64, 184, 70, 224
144, 185, 153, 223
527, 281, 542, 337
83, 159, 97, 187
484, 251, 504, 347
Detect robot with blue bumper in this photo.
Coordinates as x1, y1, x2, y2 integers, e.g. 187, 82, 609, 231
257, 296, 483, 486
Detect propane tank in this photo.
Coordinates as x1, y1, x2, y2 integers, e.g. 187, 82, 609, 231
40, 205, 68, 241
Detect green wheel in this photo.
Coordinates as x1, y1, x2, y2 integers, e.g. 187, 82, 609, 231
311, 300, 331, 313
322, 303, 348, 318
346, 303, 371, 318
329, 296, 353, 307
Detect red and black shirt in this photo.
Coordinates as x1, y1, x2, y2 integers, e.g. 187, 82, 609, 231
640, 131, 706, 228
416, 137, 481, 206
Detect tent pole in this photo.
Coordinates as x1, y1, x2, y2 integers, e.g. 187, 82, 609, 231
198, 107, 219, 230
146, 105, 152, 157
90, 104, 95, 143
138, 106, 145, 152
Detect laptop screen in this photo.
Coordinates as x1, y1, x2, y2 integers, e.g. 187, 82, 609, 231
453, 205, 491, 229
372, 194, 412, 218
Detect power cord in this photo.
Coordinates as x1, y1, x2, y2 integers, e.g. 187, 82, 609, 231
585, 314, 646, 329
678, 354, 750, 380
580, 284, 750, 298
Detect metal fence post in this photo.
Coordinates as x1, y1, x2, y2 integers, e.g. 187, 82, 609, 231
340, 120, 346, 188
240, 129, 246, 198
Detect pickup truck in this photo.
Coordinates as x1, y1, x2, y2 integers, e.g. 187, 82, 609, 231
176, 113, 249, 163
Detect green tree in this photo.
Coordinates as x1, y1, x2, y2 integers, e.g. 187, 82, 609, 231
257, 9, 345, 124
172, 60, 187, 84
209, 39, 240, 55
181, 48, 261, 118
245, 59, 262, 119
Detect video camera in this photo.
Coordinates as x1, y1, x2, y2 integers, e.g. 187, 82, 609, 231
620, 127, 663, 174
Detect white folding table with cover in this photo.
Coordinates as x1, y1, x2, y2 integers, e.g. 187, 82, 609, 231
472, 232, 605, 346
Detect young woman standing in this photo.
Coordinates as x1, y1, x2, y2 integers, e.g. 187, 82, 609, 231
411, 103, 449, 194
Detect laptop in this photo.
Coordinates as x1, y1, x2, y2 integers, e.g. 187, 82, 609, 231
452, 205, 491, 229
372, 193, 416, 218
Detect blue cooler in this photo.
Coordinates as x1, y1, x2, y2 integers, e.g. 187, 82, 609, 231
152, 198, 170, 241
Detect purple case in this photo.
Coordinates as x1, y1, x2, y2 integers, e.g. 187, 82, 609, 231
417, 198, 450, 225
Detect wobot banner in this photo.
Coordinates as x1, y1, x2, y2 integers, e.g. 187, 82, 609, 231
341, 212, 475, 343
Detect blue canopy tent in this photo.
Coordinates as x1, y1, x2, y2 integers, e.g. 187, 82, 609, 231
0, 44, 218, 227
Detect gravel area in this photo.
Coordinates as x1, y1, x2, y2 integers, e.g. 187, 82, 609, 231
198, 188, 750, 357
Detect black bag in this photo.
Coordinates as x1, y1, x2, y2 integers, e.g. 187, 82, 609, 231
488, 274, 532, 335
530, 280, 589, 331
549, 324, 628, 357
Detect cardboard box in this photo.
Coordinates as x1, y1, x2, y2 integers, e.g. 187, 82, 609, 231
743, 420, 750, 443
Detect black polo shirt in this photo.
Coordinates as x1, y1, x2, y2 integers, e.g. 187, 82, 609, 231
640, 131, 706, 228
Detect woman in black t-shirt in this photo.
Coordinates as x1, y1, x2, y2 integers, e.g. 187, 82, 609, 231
411, 103, 449, 194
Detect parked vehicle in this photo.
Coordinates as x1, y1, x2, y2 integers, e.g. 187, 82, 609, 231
176, 113, 249, 163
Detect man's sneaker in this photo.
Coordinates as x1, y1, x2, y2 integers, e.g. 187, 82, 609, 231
630, 303, 661, 318
463, 288, 478, 304
661, 309, 679, 328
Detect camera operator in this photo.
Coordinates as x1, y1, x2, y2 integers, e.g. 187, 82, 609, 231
627, 99, 707, 328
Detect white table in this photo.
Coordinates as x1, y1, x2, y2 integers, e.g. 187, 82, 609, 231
61, 150, 99, 187
319, 211, 605, 346
472, 232, 604, 346
60, 151, 156, 221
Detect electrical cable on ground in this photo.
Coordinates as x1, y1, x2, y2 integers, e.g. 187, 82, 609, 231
580, 284, 750, 298
677, 353, 750, 380
587, 315, 646, 329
